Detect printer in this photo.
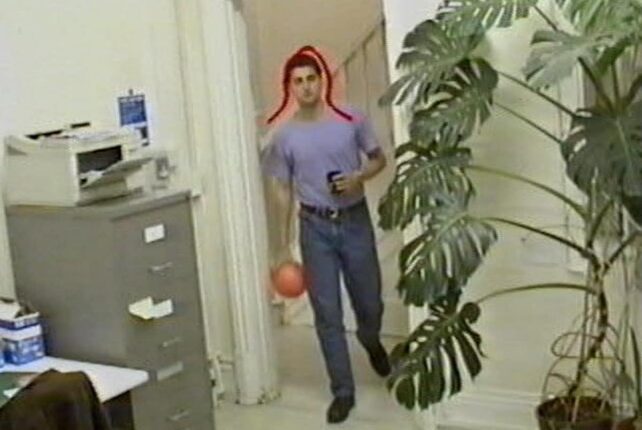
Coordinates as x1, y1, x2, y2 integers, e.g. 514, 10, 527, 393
4, 127, 152, 206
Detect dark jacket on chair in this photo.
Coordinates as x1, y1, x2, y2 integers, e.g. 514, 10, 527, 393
0, 370, 111, 430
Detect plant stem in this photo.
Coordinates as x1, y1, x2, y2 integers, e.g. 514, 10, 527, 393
498, 71, 576, 117
605, 231, 642, 271
495, 103, 565, 145
533, 5, 558, 31
624, 73, 642, 106
586, 198, 616, 248
570, 289, 609, 400
576, 267, 593, 397
630, 329, 642, 412
468, 165, 586, 218
611, 65, 622, 103
483, 216, 598, 264
476, 283, 595, 305
581, 61, 615, 112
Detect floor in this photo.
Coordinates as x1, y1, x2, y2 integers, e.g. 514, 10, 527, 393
215, 324, 421, 430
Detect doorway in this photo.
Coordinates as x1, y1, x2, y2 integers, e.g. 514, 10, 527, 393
218, 0, 412, 426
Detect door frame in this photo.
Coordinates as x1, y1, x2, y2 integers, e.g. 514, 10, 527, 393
173, 0, 279, 405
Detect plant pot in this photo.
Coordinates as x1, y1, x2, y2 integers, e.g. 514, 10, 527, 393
616, 417, 642, 430
536, 397, 613, 430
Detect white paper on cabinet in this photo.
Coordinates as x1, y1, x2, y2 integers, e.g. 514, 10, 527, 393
128, 297, 174, 320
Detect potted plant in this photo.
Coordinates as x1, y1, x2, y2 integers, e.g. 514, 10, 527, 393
378, 1, 642, 428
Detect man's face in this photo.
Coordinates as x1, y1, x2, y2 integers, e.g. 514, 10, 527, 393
290, 66, 322, 107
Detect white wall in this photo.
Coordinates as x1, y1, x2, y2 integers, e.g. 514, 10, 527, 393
0, 0, 235, 369
0, 0, 183, 295
0, 1, 189, 155
383, 2, 588, 429
382, 0, 441, 72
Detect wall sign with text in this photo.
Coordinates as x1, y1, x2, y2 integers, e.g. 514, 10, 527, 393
118, 92, 150, 146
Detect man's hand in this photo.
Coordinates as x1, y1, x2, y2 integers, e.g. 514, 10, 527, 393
333, 151, 387, 196
334, 173, 364, 196
275, 245, 294, 266
270, 245, 296, 283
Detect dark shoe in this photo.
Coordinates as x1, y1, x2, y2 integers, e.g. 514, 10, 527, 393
367, 342, 391, 377
326, 396, 355, 424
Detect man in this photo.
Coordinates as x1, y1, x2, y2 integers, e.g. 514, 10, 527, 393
262, 46, 390, 424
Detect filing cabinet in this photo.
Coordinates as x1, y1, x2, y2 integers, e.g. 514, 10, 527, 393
6, 190, 215, 430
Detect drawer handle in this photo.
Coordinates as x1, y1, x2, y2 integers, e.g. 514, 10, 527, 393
148, 261, 174, 275
168, 409, 191, 423
160, 336, 183, 349
156, 361, 184, 381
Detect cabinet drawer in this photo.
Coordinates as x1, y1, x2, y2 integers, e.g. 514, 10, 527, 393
114, 201, 192, 250
118, 252, 198, 303
158, 371, 214, 430
131, 357, 212, 430
122, 273, 202, 324
142, 275, 202, 313
125, 291, 208, 369
114, 202, 197, 287
160, 409, 214, 430
157, 399, 212, 430
171, 395, 213, 428
117, 241, 198, 304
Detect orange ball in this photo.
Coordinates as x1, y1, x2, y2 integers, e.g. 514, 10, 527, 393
272, 261, 307, 298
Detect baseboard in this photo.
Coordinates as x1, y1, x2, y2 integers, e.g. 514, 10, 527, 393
434, 387, 540, 430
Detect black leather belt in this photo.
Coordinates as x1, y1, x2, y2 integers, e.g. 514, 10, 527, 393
300, 200, 365, 221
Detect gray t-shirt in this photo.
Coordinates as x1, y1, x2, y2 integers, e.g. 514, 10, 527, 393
262, 108, 380, 209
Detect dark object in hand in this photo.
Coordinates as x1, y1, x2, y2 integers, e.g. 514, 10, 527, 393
326, 170, 343, 194
327, 170, 344, 195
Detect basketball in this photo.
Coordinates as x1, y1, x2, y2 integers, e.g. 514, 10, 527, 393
272, 261, 307, 298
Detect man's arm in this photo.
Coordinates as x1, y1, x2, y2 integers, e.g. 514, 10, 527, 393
335, 150, 387, 195
268, 177, 295, 262
358, 150, 387, 182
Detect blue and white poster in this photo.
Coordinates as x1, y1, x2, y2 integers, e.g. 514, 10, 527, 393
118, 92, 150, 146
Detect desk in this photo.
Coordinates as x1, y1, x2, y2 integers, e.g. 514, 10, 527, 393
1, 356, 149, 402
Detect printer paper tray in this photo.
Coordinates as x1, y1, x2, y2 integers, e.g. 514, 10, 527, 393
80, 157, 151, 189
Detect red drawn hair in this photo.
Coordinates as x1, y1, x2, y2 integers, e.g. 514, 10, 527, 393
266, 45, 353, 124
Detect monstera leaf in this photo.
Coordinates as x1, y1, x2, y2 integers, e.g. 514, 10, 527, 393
554, 0, 642, 76
437, 0, 537, 35
388, 290, 483, 410
396, 197, 497, 305
409, 58, 498, 144
380, 19, 482, 106
524, 30, 618, 89
555, 0, 642, 34
379, 143, 473, 231
562, 101, 642, 198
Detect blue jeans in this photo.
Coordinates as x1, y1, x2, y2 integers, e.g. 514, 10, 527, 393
299, 200, 384, 398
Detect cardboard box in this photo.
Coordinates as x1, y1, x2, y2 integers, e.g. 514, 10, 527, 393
0, 323, 45, 365
0, 312, 40, 330
0, 300, 45, 364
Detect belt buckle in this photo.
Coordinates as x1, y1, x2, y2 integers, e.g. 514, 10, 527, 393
328, 208, 340, 220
